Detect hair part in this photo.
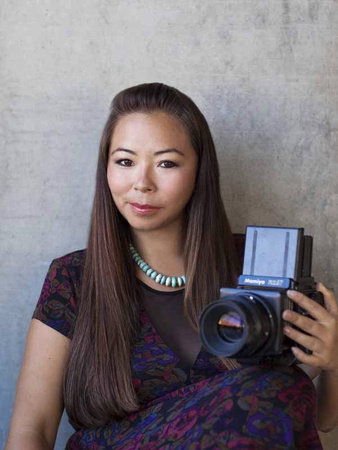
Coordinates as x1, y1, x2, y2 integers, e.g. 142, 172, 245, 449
64, 82, 240, 428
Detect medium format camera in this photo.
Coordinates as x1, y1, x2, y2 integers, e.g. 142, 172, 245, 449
199, 226, 324, 365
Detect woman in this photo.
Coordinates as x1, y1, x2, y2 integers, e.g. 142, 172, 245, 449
6, 83, 338, 449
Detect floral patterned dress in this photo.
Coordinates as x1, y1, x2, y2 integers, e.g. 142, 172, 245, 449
33, 250, 322, 449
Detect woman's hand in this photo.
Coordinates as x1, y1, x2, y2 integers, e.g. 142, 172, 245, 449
282, 283, 338, 374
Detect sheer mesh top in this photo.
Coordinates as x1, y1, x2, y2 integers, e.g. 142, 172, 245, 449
138, 280, 201, 372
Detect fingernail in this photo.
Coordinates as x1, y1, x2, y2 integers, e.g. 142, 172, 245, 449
318, 282, 326, 291
283, 310, 291, 320
287, 290, 296, 298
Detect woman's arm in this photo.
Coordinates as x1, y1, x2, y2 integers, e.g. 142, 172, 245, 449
282, 283, 338, 432
6, 319, 70, 449
316, 368, 338, 431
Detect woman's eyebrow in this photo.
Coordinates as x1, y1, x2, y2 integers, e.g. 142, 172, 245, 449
111, 147, 185, 156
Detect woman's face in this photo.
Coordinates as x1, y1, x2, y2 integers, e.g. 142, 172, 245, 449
107, 111, 198, 234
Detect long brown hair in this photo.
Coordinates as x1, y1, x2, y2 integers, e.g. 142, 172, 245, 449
64, 83, 240, 428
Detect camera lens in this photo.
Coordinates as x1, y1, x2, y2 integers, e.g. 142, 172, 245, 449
217, 311, 244, 342
199, 292, 274, 358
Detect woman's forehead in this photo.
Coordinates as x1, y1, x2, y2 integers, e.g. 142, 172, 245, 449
110, 112, 193, 151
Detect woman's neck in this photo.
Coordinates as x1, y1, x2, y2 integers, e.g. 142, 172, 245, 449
131, 223, 185, 278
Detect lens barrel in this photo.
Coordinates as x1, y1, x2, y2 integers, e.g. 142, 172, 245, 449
199, 293, 273, 358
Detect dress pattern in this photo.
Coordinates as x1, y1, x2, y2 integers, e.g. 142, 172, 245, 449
32, 250, 322, 449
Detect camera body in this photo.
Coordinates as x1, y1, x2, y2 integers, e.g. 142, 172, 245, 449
199, 226, 324, 365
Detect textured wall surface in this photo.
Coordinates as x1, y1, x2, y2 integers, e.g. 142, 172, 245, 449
1, 1, 337, 448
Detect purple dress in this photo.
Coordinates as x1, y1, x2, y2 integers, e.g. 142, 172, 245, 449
33, 250, 322, 449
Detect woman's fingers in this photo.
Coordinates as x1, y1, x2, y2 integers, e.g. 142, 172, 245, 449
282, 283, 338, 371
282, 289, 334, 341
289, 345, 322, 367
286, 290, 326, 321
282, 309, 323, 337
283, 324, 322, 354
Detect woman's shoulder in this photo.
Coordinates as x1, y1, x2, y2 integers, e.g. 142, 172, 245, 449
49, 249, 86, 284
32, 249, 86, 338
51, 248, 86, 269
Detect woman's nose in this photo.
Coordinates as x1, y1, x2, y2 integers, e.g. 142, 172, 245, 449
133, 166, 155, 193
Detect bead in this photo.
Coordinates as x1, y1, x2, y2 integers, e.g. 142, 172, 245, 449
181, 275, 186, 284
146, 268, 153, 276
177, 277, 182, 287
171, 277, 177, 288
160, 276, 166, 285
165, 277, 171, 287
134, 256, 141, 263
151, 271, 158, 279
139, 262, 146, 269
155, 273, 162, 283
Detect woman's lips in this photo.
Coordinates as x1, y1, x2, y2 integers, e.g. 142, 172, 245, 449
129, 203, 161, 215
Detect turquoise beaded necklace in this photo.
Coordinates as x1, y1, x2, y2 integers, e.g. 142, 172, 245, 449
129, 243, 186, 288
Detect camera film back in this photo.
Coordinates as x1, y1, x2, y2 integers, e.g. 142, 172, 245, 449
243, 227, 303, 279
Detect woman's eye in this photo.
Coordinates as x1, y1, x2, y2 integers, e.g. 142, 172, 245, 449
159, 160, 178, 168
116, 159, 134, 167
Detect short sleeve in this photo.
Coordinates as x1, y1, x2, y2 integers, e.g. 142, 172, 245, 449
32, 256, 79, 338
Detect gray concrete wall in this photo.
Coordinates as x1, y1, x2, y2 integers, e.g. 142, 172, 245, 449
1, 1, 337, 448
